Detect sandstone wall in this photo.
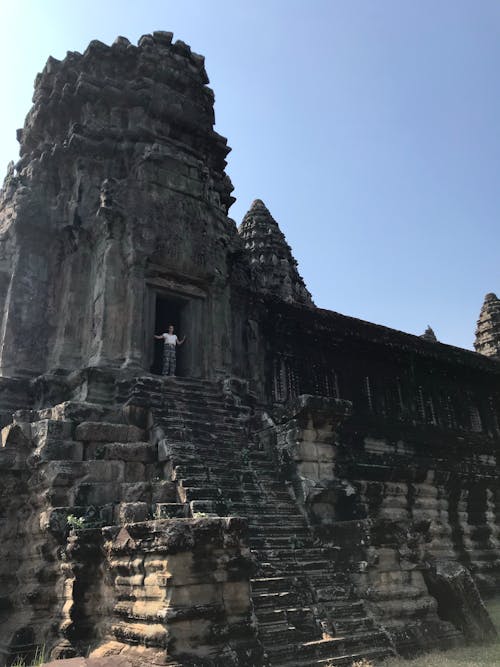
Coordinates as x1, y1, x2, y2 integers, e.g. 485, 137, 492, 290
0, 33, 239, 379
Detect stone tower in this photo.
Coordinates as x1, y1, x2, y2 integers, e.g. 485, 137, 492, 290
420, 325, 438, 342
475, 292, 500, 358
0, 32, 236, 380
238, 199, 313, 306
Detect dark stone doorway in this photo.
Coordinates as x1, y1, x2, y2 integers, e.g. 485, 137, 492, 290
151, 295, 185, 375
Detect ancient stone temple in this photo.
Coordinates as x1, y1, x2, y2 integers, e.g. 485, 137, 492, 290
0, 32, 499, 667
475, 293, 500, 358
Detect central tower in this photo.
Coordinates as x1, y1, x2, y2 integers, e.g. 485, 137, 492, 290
0, 32, 236, 379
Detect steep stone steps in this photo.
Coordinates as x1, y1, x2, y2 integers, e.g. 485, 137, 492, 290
255, 606, 316, 626
284, 646, 394, 666
252, 591, 302, 609
266, 630, 391, 663
145, 377, 394, 666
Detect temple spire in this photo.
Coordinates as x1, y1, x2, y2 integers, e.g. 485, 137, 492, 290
238, 199, 314, 306
420, 326, 438, 342
474, 292, 500, 358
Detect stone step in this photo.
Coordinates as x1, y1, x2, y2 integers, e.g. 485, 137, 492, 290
239, 489, 294, 501
314, 585, 356, 603
319, 601, 365, 619
258, 623, 306, 646
251, 546, 342, 562
161, 411, 241, 425
266, 630, 391, 662
173, 471, 256, 486
161, 438, 245, 454
255, 560, 345, 580
179, 487, 223, 502
250, 538, 317, 552
254, 606, 316, 627
249, 536, 317, 550
249, 524, 309, 536
159, 402, 250, 418
164, 447, 244, 465
172, 466, 243, 480
112, 620, 167, 648
333, 616, 375, 633
178, 477, 266, 491
158, 416, 245, 432
252, 590, 300, 609
153, 502, 187, 519
230, 502, 302, 517
280, 646, 394, 667
248, 515, 306, 528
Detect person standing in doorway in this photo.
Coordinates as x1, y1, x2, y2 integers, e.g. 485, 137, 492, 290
154, 325, 186, 376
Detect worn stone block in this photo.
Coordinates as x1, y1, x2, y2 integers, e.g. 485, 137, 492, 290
32, 419, 74, 442
119, 502, 149, 524
74, 482, 122, 506
92, 442, 156, 463
75, 422, 144, 443
120, 482, 151, 503
123, 462, 146, 482
151, 480, 176, 503
37, 439, 84, 462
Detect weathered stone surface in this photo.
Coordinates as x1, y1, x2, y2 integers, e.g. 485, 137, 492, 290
75, 422, 144, 443
475, 292, 500, 357
1, 28, 500, 667
420, 325, 438, 342
42, 658, 132, 667
0, 32, 235, 379
98, 518, 262, 665
423, 560, 497, 643
238, 199, 313, 306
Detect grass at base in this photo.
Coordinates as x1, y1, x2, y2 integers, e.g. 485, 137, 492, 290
379, 599, 500, 667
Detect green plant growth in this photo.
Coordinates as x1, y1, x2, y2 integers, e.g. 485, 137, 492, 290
66, 513, 86, 529
66, 506, 104, 531
10, 644, 46, 667
371, 598, 500, 667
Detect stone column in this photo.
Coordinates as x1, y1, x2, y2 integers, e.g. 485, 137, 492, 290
122, 262, 146, 369
88, 205, 127, 368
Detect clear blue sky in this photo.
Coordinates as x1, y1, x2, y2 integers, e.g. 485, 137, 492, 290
1, 1, 499, 350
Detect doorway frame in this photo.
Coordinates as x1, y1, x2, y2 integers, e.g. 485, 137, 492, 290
144, 272, 207, 378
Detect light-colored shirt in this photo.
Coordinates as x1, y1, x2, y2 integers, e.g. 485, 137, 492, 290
163, 333, 178, 345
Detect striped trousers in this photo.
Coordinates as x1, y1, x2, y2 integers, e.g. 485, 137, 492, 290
162, 344, 176, 376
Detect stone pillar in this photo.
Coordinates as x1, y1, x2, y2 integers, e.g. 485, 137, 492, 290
122, 262, 146, 369
87, 207, 127, 367
49, 233, 92, 370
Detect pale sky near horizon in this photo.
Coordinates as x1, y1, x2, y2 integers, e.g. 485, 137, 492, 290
0, 1, 499, 351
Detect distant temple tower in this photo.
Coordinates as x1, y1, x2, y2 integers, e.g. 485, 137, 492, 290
420, 326, 438, 342
238, 199, 313, 306
475, 293, 500, 358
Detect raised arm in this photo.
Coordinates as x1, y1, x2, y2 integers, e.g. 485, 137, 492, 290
154, 334, 164, 340
177, 336, 186, 346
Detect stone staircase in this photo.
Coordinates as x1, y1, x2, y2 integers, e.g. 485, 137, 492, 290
129, 376, 395, 666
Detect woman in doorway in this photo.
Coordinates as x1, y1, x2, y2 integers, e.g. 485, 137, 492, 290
154, 325, 186, 376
